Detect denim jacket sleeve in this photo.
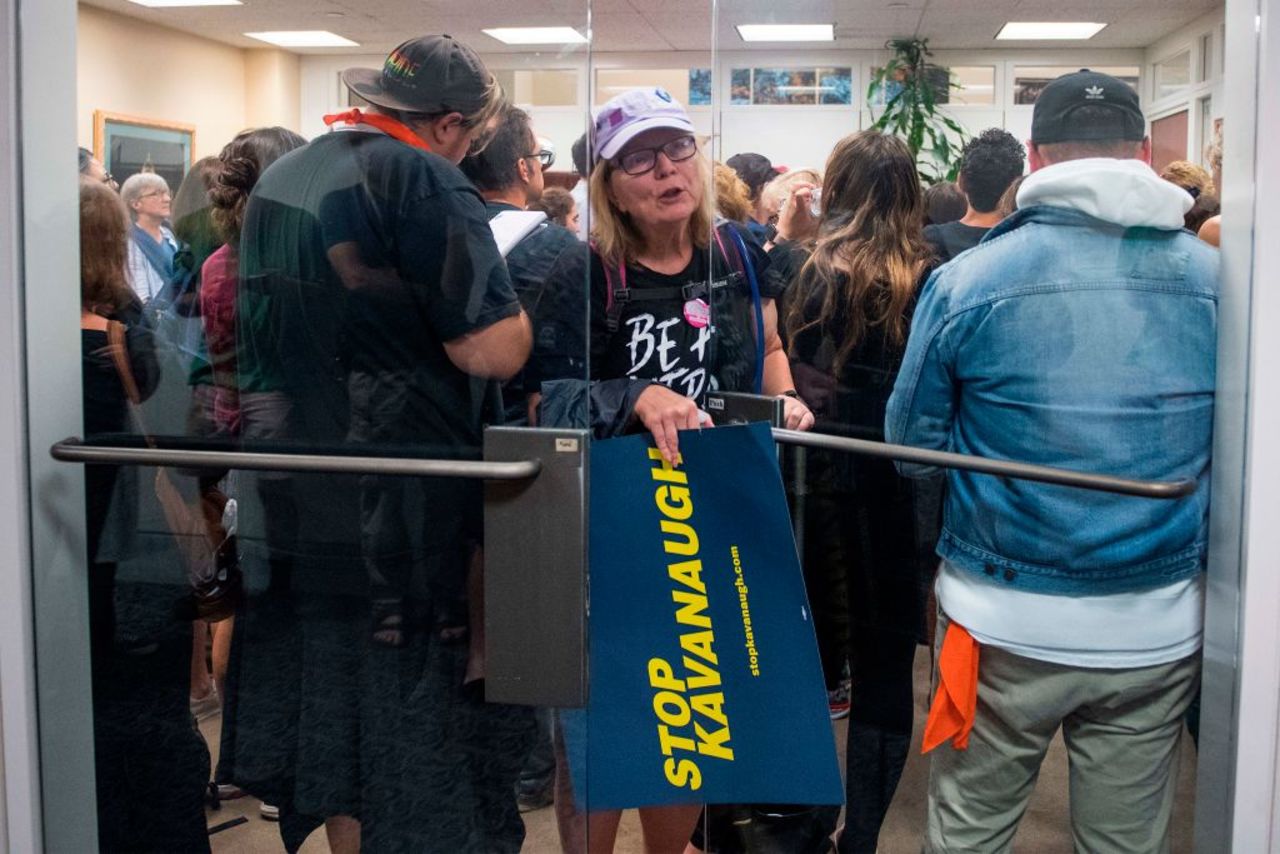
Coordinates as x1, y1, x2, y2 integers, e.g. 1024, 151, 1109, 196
885, 267, 956, 478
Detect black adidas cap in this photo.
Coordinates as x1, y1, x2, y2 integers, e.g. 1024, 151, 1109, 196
342, 35, 491, 115
1030, 69, 1146, 144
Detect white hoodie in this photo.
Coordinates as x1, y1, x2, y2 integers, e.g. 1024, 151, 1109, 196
1015, 156, 1193, 230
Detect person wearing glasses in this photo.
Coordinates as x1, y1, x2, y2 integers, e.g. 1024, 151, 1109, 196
536, 86, 813, 853
461, 104, 576, 427
120, 172, 178, 303
78, 146, 118, 191
230, 34, 536, 853
538, 87, 813, 471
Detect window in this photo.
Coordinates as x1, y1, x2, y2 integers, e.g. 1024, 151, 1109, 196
1013, 66, 1140, 105
948, 66, 997, 105
729, 67, 853, 105
1199, 33, 1214, 83
870, 65, 995, 106
491, 69, 578, 107
595, 68, 712, 106
1154, 51, 1192, 100
1199, 96, 1215, 168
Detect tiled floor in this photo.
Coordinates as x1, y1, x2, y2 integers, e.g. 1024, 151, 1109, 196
205, 647, 1197, 853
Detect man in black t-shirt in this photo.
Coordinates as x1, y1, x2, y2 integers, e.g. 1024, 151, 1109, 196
461, 106, 580, 425
924, 128, 1025, 263
235, 35, 535, 851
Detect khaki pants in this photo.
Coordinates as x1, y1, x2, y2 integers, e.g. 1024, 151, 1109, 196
925, 610, 1199, 854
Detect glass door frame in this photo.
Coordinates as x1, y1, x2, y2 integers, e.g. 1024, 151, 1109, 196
0, 0, 1277, 849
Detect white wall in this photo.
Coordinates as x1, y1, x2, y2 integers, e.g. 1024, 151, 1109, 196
77, 4, 303, 161
78, 4, 246, 160
302, 46, 1147, 173
1142, 8, 1226, 169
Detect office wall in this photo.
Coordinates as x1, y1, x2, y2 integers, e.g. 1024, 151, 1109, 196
77, 5, 303, 162
77, 4, 245, 160
301, 46, 1146, 171
245, 49, 302, 132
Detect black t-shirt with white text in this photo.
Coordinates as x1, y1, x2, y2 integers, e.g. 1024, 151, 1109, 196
536, 223, 785, 402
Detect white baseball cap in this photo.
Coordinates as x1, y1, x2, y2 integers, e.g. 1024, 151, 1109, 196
591, 87, 697, 165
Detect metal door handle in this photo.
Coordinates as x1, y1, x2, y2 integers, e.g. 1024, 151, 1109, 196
49, 437, 542, 481
772, 429, 1196, 499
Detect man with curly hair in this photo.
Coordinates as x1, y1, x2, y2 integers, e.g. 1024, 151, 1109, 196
924, 128, 1026, 263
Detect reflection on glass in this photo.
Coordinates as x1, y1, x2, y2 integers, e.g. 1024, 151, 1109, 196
77, 28, 594, 852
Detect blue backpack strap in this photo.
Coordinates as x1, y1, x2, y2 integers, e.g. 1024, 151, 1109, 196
718, 224, 766, 394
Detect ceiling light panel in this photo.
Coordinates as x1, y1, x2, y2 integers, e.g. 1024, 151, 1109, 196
996, 22, 1108, 40
483, 27, 590, 45
736, 24, 835, 42
244, 31, 360, 47
127, 0, 241, 6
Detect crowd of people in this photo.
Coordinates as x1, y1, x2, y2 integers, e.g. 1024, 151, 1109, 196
76, 31, 1219, 854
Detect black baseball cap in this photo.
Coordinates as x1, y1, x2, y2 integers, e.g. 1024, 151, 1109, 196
726, 152, 778, 197
342, 35, 492, 115
1030, 69, 1146, 144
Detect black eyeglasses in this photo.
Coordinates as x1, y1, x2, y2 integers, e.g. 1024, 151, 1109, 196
614, 134, 697, 176
527, 149, 555, 169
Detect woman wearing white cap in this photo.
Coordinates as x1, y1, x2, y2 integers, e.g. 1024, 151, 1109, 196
537, 87, 812, 463
539, 86, 813, 852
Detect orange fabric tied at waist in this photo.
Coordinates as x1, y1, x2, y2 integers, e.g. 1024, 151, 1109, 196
922, 622, 979, 753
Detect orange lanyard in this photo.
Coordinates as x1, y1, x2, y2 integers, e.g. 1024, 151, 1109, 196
322, 108, 431, 152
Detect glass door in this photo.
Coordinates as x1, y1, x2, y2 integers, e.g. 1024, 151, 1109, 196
9, 0, 1278, 851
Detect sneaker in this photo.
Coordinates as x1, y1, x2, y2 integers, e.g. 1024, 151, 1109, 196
828, 681, 850, 720
190, 685, 221, 722
259, 802, 280, 821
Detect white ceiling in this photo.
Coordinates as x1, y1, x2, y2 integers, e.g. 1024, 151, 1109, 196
81, 0, 1222, 54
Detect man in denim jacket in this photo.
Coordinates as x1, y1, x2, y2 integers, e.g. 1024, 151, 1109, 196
886, 70, 1218, 852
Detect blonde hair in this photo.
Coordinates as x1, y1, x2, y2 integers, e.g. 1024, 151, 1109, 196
589, 145, 716, 266
760, 168, 822, 217
1160, 159, 1215, 197
714, 163, 753, 223
460, 73, 509, 149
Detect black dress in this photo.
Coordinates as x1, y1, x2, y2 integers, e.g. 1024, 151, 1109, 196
84, 308, 212, 854
783, 259, 943, 854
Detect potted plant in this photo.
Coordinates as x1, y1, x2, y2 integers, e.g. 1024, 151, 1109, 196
866, 37, 968, 185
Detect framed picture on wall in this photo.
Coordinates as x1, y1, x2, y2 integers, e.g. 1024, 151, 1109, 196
93, 110, 195, 191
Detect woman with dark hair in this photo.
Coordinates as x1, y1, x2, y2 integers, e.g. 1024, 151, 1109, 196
203, 126, 307, 439
784, 130, 939, 854
81, 178, 214, 853
191, 124, 308, 820
80, 179, 161, 654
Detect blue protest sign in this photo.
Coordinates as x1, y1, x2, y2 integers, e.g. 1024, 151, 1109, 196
566, 422, 842, 810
